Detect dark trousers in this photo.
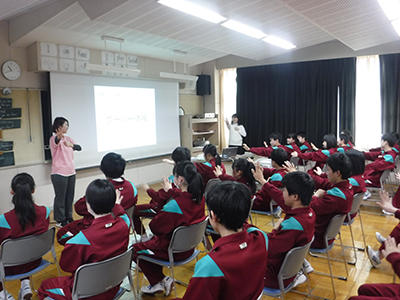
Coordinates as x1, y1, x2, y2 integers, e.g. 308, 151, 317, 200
51, 174, 75, 223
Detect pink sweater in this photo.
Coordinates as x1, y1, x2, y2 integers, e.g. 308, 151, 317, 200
50, 135, 76, 176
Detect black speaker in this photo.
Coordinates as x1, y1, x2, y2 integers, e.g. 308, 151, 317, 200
196, 74, 211, 95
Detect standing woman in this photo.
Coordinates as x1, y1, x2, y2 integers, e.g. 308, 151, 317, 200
50, 117, 81, 227
225, 113, 246, 154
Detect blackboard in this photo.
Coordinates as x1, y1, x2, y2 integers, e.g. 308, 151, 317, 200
0, 152, 15, 167
0, 98, 12, 108
0, 141, 13, 151
0, 108, 22, 119
0, 119, 21, 129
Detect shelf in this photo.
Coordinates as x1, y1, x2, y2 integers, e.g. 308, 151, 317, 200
192, 118, 218, 124
192, 130, 215, 135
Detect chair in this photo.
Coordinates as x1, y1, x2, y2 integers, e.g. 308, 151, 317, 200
366, 169, 392, 195
251, 200, 280, 226
309, 214, 348, 300
0, 227, 60, 292
263, 239, 314, 299
342, 193, 367, 265
137, 217, 208, 297
71, 248, 135, 300
204, 178, 221, 197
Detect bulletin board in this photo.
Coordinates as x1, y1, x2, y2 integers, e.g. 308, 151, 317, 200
0, 89, 44, 167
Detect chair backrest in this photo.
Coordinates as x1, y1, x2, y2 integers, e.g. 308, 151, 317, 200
72, 248, 133, 300
325, 214, 346, 242
278, 238, 314, 280
0, 227, 55, 268
350, 193, 363, 215
169, 217, 208, 254
204, 178, 221, 197
125, 205, 134, 219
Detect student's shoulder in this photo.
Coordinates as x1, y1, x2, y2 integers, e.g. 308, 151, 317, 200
245, 225, 269, 251
192, 254, 225, 279
0, 210, 14, 230
36, 205, 51, 220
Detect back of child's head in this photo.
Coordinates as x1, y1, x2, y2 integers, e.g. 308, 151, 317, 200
269, 132, 282, 144
171, 147, 191, 164
346, 149, 365, 176
339, 133, 350, 144
11, 173, 36, 231
270, 148, 288, 167
282, 172, 314, 206
206, 181, 251, 231
296, 131, 306, 139
52, 117, 68, 133
382, 133, 396, 147
232, 158, 256, 194
326, 153, 352, 179
173, 161, 203, 204
323, 134, 337, 149
203, 144, 221, 166
100, 152, 126, 179
391, 132, 400, 144
341, 129, 354, 144
86, 179, 116, 215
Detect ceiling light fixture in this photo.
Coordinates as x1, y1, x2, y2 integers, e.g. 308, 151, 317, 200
158, 0, 226, 24
221, 19, 266, 39
263, 35, 296, 50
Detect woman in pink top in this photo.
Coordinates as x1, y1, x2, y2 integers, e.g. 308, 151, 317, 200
50, 117, 81, 227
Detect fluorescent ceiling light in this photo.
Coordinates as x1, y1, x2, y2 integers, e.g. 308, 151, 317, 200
263, 35, 296, 50
221, 19, 266, 39
377, 0, 400, 21
392, 19, 400, 36
158, 0, 226, 24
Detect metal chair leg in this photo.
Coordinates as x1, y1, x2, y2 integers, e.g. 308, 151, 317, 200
326, 250, 336, 300
338, 233, 349, 279
347, 223, 358, 265
358, 211, 367, 251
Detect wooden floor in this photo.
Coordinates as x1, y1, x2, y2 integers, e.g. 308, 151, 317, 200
4, 184, 400, 300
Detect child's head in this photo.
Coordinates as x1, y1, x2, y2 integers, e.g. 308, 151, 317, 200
281, 172, 314, 207
203, 144, 221, 166
338, 133, 350, 147
232, 158, 256, 194
86, 179, 116, 215
171, 147, 191, 164
52, 117, 69, 133
206, 181, 251, 232
270, 148, 288, 168
287, 133, 296, 144
11, 173, 36, 230
322, 134, 337, 149
346, 149, 365, 176
173, 161, 203, 203
100, 152, 126, 179
391, 132, 400, 144
269, 132, 282, 146
340, 129, 353, 144
381, 133, 396, 148
326, 153, 352, 182
231, 113, 239, 124
296, 131, 306, 144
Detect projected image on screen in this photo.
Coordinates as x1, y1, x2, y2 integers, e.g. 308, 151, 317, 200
94, 86, 156, 152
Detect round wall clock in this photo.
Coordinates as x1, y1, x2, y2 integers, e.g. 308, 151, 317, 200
2, 60, 21, 81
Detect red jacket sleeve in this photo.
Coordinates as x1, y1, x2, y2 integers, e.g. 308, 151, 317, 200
298, 150, 330, 163
219, 173, 236, 181
59, 242, 87, 273
368, 157, 395, 172
310, 194, 343, 215
250, 147, 272, 157
180, 276, 224, 300
263, 168, 275, 178
148, 207, 180, 237
257, 182, 290, 212
386, 253, 400, 278
364, 151, 381, 161
310, 173, 332, 190
74, 197, 90, 217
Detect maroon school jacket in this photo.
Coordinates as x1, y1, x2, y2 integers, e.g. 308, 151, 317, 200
195, 158, 226, 186
363, 149, 396, 187
249, 145, 286, 157
177, 225, 268, 300
218, 173, 254, 192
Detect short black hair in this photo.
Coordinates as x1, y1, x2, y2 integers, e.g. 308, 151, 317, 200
52, 117, 68, 133
232, 113, 238, 119
326, 153, 352, 179
282, 172, 314, 206
382, 133, 396, 147
346, 149, 365, 176
296, 131, 306, 139
270, 148, 288, 167
85, 179, 116, 214
340, 129, 354, 144
269, 132, 282, 143
391, 132, 400, 143
287, 133, 296, 140
100, 152, 126, 179
339, 133, 350, 144
323, 134, 337, 149
206, 181, 251, 231
171, 147, 191, 164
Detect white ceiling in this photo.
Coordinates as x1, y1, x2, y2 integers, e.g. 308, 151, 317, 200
2, 0, 400, 65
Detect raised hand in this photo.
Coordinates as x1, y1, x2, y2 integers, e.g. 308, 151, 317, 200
141, 183, 150, 191
377, 189, 397, 214
311, 143, 319, 151
382, 237, 400, 258
263, 141, 268, 148
115, 189, 123, 205
213, 165, 223, 177
291, 151, 298, 157
162, 158, 175, 165
242, 143, 250, 151
283, 161, 297, 173
252, 164, 267, 185
314, 189, 326, 198
162, 177, 172, 192
314, 167, 323, 176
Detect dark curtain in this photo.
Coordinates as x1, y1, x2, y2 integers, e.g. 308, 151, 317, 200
379, 53, 400, 134
236, 58, 356, 147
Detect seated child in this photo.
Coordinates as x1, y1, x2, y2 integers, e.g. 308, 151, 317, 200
283, 133, 301, 153
194, 144, 226, 185
0, 173, 50, 300
363, 133, 396, 193
296, 131, 312, 153
57, 152, 137, 245
38, 179, 131, 299
214, 158, 257, 194
243, 132, 288, 157
132, 161, 205, 296
308, 153, 353, 249
177, 181, 268, 300
133, 146, 191, 236
252, 167, 315, 289
351, 237, 400, 299
337, 133, 353, 151
340, 129, 354, 148
252, 148, 288, 213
